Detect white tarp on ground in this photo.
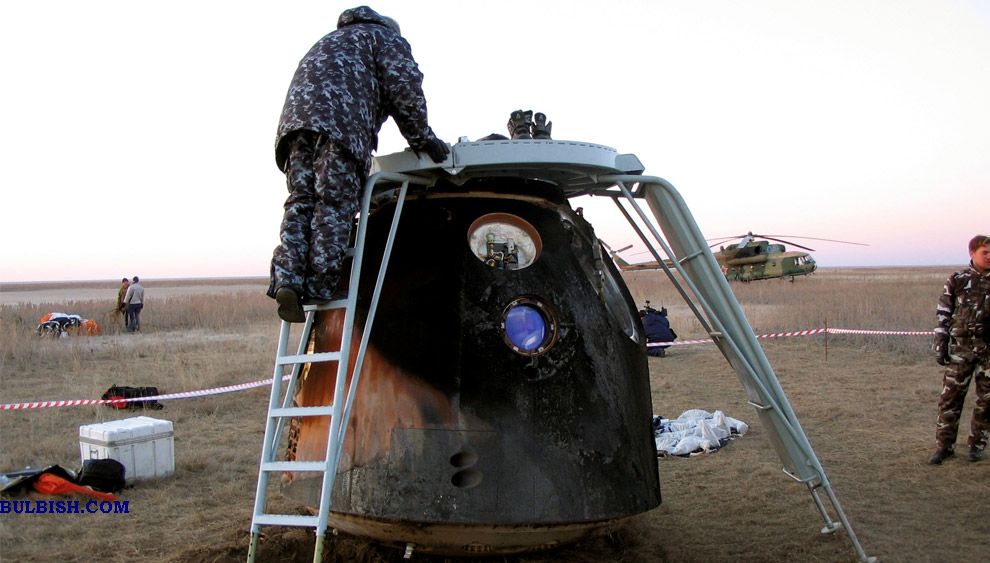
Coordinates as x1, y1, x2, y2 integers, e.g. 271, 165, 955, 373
653, 409, 749, 457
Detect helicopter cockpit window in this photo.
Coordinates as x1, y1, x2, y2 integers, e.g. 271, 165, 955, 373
467, 213, 542, 270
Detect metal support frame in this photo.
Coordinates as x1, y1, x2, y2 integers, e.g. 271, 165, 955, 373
595, 174, 875, 562
247, 172, 433, 563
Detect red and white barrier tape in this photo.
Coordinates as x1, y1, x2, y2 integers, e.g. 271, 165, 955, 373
0, 375, 291, 411
3, 327, 935, 410
824, 328, 935, 336
646, 327, 932, 348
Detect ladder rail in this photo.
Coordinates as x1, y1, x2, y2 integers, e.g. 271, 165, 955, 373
248, 321, 291, 552
610, 180, 808, 454
312, 172, 427, 554
598, 174, 874, 563
610, 180, 818, 478
605, 176, 816, 470
333, 174, 415, 466
270, 313, 319, 454
613, 189, 810, 458
248, 171, 433, 563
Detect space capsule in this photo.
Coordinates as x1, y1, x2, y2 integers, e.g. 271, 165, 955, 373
280, 136, 662, 555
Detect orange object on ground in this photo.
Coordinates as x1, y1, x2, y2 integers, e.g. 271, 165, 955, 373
80, 319, 101, 335
32, 472, 117, 501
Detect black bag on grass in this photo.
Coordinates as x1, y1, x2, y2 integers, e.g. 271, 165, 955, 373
101, 385, 164, 409
77, 459, 126, 492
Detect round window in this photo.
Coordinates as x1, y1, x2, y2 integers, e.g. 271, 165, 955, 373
467, 213, 542, 270
501, 297, 559, 356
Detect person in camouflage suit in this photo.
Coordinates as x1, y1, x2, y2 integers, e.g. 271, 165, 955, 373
115, 277, 130, 328
928, 234, 990, 464
268, 5, 449, 322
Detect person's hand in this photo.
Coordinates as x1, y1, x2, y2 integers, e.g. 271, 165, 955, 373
933, 337, 950, 366
934, 344, 949, 366
417, 137, 449, 163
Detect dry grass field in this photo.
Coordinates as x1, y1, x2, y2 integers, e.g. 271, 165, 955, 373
1, 268, 986, 562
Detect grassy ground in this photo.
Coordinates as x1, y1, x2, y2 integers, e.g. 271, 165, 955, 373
1, 268, 986, 562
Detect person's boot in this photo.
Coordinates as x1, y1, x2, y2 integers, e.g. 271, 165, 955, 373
532, 112, 552, 139
928, 447, 954, 465
969, 446, 983, 462
507, 110, 533, 139
275, 287, 306, 323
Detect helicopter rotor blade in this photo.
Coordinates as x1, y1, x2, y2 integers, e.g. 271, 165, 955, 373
707, 239, 736, 249
706, 231, 868, 252
754, 235, 816, 252
762, 235, 870, 246
705, 234, 747, 247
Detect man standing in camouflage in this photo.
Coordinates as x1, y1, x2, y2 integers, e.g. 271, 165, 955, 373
268, 6, 449, 322
116, 277, 130, 329
929, 234, 990, 464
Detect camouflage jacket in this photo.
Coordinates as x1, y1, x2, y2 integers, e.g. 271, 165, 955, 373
116, 286, 127, 313
274, 6, 438, 171
933, 263, 990, 360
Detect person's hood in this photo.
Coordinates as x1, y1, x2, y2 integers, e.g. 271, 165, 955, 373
337, 6, 398, 33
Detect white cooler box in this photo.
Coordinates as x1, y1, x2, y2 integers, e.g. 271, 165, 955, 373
79, 416, 175, 483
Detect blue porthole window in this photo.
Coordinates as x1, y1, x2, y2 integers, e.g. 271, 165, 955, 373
505, 306, 545, 351
501, 297, 559, 356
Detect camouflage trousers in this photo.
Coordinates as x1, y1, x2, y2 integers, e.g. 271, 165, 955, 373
935, 346, 990, 452
268, 132, 364, 301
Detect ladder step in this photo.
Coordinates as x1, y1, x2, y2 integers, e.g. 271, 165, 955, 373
253, 514, 319, 528
303, 298, 349, 312
261, 460, 328, 472
276, 351, 340, 365
270, 406, 333, 418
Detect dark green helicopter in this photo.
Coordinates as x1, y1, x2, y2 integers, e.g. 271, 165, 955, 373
609, 232, 867, 281
707, 232, 868, 282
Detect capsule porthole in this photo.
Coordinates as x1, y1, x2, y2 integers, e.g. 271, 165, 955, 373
501, 296, 559, 356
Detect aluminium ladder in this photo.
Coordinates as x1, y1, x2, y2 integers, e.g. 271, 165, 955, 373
247, 172, 432, 563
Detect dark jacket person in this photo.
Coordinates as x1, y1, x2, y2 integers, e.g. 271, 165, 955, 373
268, 5, 449, 322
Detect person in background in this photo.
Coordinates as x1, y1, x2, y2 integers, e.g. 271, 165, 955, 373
929, 234, 990, 464
639, 300, 677, 357
116, 277, 130, 329
123, 276, 145, 333
267, 5, 449, 323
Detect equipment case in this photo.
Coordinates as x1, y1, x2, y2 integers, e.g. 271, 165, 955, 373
79, 416, 174, 483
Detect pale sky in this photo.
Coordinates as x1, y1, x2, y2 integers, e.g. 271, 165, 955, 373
1, 0, 987, 282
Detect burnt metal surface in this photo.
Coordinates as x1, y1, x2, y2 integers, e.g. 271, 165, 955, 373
285, 178, 659, 550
